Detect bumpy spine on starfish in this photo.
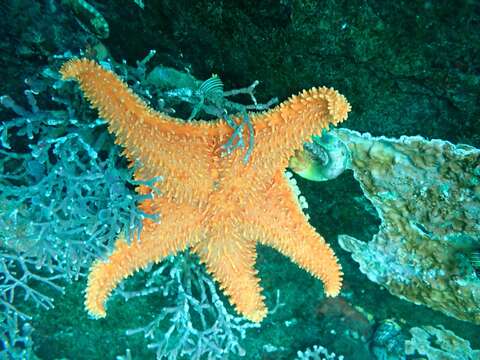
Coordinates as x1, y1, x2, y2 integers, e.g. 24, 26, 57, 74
247, 86, 351, 178
59, 58, 350, 202
60, 58, 348, 323
85, 199, 203, 318
60, 58, 219, 202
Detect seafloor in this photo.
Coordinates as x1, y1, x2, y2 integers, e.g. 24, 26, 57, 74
0, 1, 479, 359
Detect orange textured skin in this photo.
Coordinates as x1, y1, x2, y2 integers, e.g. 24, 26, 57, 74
60, 58, 350, 322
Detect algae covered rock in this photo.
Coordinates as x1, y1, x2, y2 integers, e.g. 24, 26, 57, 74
291, 128, 480, 324
405, 325, 480, 359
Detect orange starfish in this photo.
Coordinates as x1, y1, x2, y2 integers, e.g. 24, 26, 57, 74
60, 58, 350, 322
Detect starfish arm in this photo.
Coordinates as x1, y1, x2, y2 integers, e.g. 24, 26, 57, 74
85, 198, 203, 317
60, 59, 221, 201
252, 171, 343, 296
249, 87, 350, 172
193, 227, 267, 323
262, 227, 342, 297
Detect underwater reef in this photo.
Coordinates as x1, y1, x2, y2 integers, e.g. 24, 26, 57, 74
291, 129, 480, 324
0, 0, 479, 359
